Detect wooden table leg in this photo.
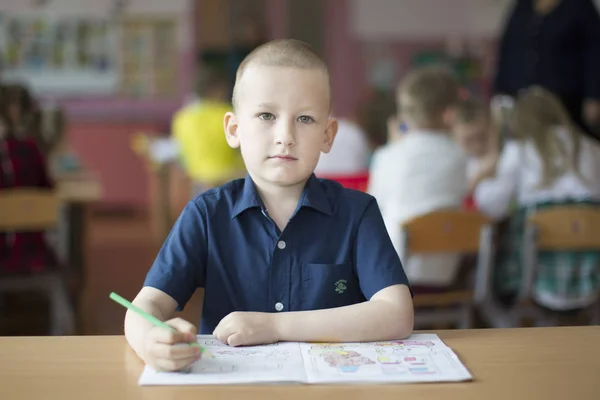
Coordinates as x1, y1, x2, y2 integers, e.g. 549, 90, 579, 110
64, 202, 91, 334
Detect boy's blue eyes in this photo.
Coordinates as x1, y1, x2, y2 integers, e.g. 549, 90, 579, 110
297, 116, 314, 124
257, 113, 315, 123
258, 113, 275, 121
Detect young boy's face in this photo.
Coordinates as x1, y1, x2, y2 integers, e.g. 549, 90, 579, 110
452, 117, 490, 158
225, 65, 337, 188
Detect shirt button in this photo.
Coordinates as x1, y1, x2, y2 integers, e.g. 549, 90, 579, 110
275, 302, 284, 311
277, 240, 286, 250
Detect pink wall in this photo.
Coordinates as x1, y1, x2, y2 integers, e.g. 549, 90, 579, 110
325, 0, 496, 118
325, 0, 445, 118
67, 121, 163, 208
325, 0, 366, 118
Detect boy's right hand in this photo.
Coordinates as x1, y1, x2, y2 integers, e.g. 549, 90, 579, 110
143, 318, 202, 372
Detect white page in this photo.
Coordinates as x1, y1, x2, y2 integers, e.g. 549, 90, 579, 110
138, 334, 472, 386
139, 335, 307, 386
300, 334, 472, 384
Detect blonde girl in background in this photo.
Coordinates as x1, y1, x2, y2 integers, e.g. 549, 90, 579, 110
474, 86, 600, 312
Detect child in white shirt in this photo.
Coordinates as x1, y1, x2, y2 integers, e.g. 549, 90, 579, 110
474, 86, 600, 311
451, 97, 499, 208
369, 66, 468, 291
314, 118, 370, 176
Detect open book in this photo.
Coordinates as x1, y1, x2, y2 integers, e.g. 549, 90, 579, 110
139, 334, 472, 385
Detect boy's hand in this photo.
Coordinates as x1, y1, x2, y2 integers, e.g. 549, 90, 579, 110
213, 312, 279, 347
143, 318, 202, 372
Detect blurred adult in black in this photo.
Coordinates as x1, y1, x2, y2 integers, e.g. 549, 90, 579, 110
494, 0, 600, 139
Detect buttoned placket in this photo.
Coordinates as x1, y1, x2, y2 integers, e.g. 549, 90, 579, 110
261, 208, 292, 314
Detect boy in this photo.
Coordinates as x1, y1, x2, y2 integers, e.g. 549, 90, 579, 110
452, 97, 499, 195
125, 39, 413, 372
368, 66, 468, 291
172, 67, 246, 193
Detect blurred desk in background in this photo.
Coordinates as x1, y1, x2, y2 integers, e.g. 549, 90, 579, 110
56, 171, 103, 330
57, 171, 103, 203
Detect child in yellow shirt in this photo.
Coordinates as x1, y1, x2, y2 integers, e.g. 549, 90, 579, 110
172, 69, 245, 192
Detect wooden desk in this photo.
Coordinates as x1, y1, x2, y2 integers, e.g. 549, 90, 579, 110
56, 171, 103, 203
1, 327, 598, 399
55, 172, 103, 332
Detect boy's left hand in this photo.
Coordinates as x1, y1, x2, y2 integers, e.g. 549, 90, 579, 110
213, 312, 279, 347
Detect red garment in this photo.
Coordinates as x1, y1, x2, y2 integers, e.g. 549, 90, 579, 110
317, 172, 370, 192
463, 194, 477, 211
0, 137, 57, 274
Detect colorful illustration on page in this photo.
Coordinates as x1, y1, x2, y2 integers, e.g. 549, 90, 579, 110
308, 344, 375, 373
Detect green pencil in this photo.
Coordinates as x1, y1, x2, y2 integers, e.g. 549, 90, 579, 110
109, 292, 205, 352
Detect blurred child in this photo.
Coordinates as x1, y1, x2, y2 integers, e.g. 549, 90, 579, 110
356, 89, 397, 152
452, 98, 499, 206
171, 68, 245, 194
314, 117, 370, 176
2, 84, 43, 145
0, 103, 57, 274
474, 86, 600, 311
368, 66, 468, 291
125, 39, 413, 373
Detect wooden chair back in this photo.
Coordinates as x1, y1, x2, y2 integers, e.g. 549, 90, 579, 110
401, 210, 490, 253
519, 205, 600, 301
401, 210, 494, 309
528, 206, 600, 250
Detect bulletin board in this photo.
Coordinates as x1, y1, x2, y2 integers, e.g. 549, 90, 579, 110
0, 12, 119, 95
0, 0, 186, 98
118, 17, 177, 98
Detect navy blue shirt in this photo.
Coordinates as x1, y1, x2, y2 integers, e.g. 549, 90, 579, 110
144, 174, 410, 334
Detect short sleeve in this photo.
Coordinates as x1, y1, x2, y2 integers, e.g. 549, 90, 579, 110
144, 200, 208, 311
474, 141, 521, 220
353, 198, 411, 299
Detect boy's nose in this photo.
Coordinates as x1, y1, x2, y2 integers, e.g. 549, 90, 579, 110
275, 121, 296, 145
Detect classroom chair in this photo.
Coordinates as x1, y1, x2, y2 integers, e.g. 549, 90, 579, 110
400, 210, 494, 329
522, 206, 600, 326
0, 189, 76, 335
482, 205, 600, 328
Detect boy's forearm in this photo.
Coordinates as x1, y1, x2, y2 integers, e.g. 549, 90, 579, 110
273, 299, 413, 343
124, 299, 166, 360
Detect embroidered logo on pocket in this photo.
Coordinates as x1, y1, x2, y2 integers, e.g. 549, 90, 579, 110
334, 279, 347, 294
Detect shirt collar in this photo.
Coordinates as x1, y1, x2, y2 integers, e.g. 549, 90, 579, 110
231, 174, 333, 219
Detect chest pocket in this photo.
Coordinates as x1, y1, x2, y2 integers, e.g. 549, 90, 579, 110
301, 262, 363, 310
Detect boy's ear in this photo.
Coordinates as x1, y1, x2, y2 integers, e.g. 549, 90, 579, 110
224, 112, 240, 148
321, 117, 338, 154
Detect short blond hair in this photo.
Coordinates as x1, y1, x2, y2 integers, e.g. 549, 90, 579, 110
398, 66, 459, 128
232, 39, 330, 109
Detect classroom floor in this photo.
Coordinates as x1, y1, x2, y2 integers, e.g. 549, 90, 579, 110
1, 212, 203, 336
